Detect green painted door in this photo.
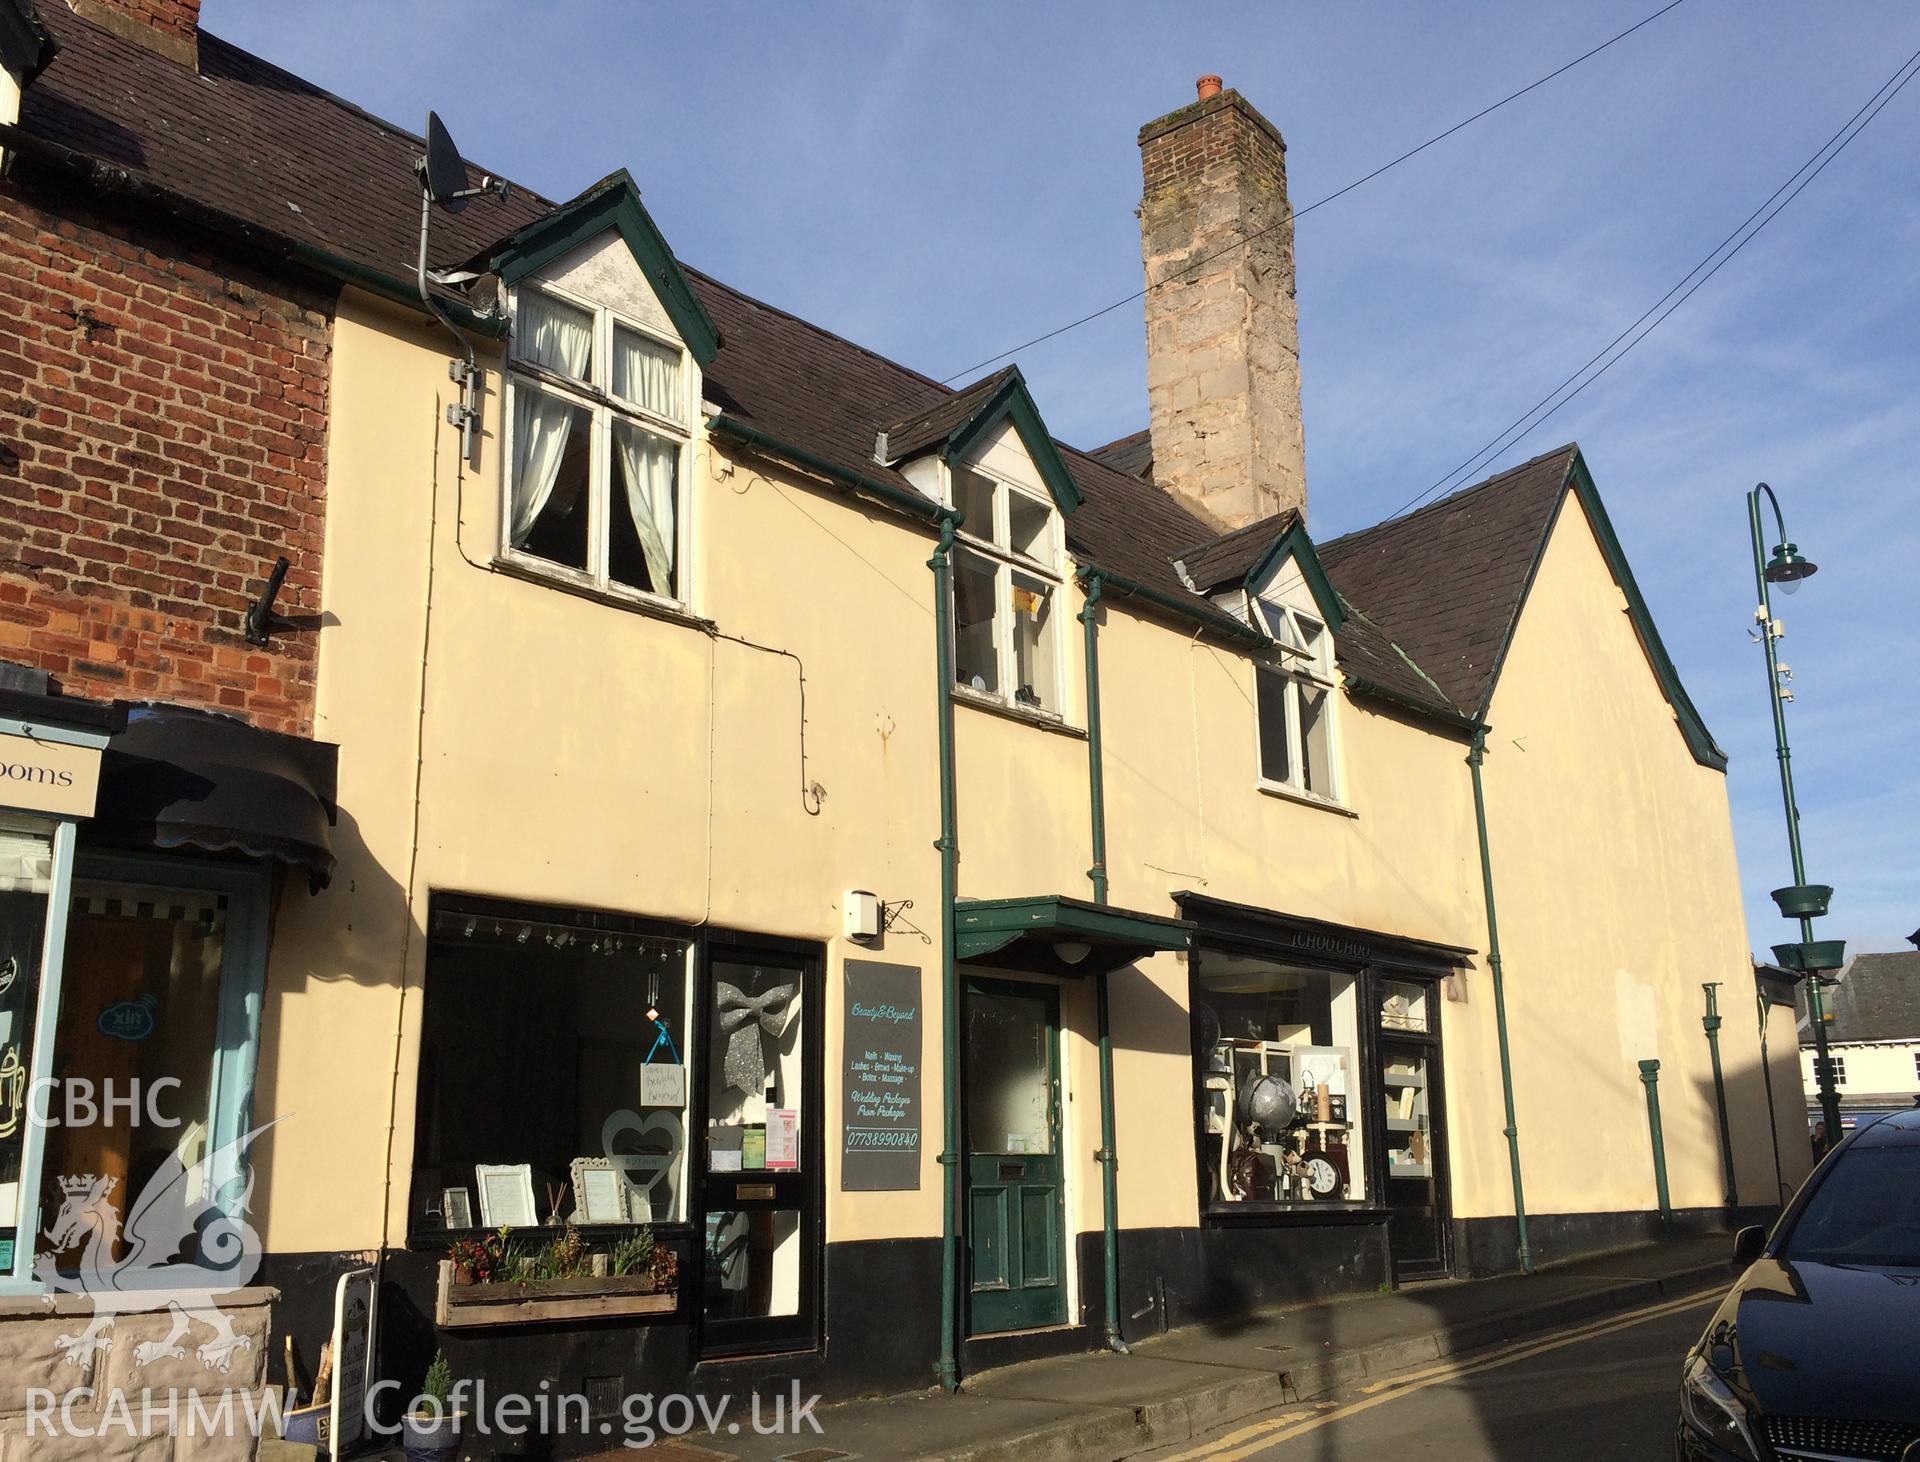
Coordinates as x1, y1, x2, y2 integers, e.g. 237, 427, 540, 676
964, 978, 1067, 1335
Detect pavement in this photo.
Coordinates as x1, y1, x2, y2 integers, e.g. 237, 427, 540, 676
259, 1231, 1733, 1460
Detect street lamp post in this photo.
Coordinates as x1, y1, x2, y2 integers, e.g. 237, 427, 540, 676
1746, 482, 1843, 1143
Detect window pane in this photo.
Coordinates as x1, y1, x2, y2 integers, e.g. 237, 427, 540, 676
513, 290, 593, 383
707, 960, 804, 1173
610, 420, 678, 597
1379, 979, 1431, 1034
705, 1207, 803, 1321
1194, 951, 1365, 1204
1782, 1145, 1920, 1267
965, 989, 1054, 1156
612, 326, 681, 420
1010, 572, 1056, 711
1300, 682, 1333, 794
413, 909, 693, 1230
952, 465, 998, 544
1382, 1049, 1436, 1194
1256, 666, 1292, 782
1008, 492, 1051, 562
510, 385, 592, 572
953, 548, 1000, 695
39, 882, 226, 1267
1295, 614, 1328, 674
0, 819, 53, 1255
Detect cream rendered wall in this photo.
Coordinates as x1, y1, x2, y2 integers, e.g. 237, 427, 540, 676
1800, 1041, 1920, 1103
1761, 998, 1815, 1204
253, 287, 949, 1253
1091, 598, 1487, 1235
1465, 490, 1777, 1222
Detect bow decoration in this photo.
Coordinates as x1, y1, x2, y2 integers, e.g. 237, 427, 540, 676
716, 978, 798, 1094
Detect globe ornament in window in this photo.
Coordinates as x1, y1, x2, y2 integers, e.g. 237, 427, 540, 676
1235, 1072, 1297, 1138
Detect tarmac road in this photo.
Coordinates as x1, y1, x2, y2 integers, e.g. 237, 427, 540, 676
1145, 1286, 1721, 1461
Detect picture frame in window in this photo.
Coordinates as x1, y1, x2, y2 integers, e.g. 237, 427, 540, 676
474, 1163, 537, 1228
441, 1186, 474, 1231
569, 1156, 630, 1224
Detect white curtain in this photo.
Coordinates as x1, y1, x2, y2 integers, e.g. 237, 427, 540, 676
615, 421, 677, 593
509, 294, 592, 547
613, 328, 681, 419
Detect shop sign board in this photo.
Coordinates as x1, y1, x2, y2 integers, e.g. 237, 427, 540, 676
841, 960, 921, 1190
0, 726, 101, 819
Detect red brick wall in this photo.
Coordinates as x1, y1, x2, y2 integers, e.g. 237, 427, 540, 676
0, 188, 332, 736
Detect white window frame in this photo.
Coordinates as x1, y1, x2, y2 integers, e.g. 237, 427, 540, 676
1251, 593, 1345, 807
499, 278, 695, 609
945, 460, 1067, 720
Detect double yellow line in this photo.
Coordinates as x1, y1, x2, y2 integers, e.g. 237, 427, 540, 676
1157, 1285, 1722, 1462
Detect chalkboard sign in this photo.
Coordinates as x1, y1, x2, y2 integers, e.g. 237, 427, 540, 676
841, 960, 922, 1191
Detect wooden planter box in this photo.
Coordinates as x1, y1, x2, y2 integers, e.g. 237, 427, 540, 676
434, 1261, 677, 1328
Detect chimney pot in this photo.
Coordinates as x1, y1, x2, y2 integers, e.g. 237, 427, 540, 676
1196, 75, 1224, 101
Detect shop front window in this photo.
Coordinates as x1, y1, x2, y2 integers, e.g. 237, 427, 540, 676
412, 903, 694, 1235
0, 818, 54, 1266
37, 880, 227, 1268
1193, 948, 1367, 1206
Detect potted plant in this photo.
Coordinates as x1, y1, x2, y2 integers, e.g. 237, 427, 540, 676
402, 1351, 461, 1462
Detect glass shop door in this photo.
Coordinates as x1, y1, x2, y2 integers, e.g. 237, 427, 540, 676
697, 945, 819, 1357
1378, 974, 1450, 1280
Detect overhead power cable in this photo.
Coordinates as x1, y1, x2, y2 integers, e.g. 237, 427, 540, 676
937, 0, 1694, 385
1386, 42, 1920, 522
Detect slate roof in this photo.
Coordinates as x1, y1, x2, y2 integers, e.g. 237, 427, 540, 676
1318, 447, 1577, 716
10, 3, 1578, 732
878, 367, 1018, 463
1800, 953, 1920, 1045
1174, 510, 1301, 595
1088, 429, 1155, 481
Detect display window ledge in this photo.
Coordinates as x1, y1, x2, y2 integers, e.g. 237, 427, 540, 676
1202, 1202, 1391, 1228
406, 1221, 696, 1252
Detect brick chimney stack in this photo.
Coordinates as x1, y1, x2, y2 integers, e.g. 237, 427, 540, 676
1138, 77, 1306, 529
68, 0, 201, 65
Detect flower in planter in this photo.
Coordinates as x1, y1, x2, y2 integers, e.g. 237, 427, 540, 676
549, 1223, 588, 1279
647, 1243, 679, 1292
446, 1230, 506, 1286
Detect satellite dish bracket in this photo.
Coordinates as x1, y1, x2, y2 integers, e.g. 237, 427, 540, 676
414, 110, 509, 466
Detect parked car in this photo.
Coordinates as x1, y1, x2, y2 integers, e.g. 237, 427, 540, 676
1678, 1105, 1920, 1460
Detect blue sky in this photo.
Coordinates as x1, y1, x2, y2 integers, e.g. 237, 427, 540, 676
204, 2, 1919, 955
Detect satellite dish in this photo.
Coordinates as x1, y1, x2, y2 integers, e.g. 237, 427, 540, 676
422, 111, 469, 213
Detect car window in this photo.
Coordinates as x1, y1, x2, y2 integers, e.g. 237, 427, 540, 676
1783, 1143, 1920, 1268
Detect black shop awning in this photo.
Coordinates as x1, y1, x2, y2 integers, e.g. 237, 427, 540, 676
92, 703, 339, 888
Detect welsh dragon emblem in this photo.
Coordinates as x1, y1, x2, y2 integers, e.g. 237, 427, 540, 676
35, 1120, 278, 1372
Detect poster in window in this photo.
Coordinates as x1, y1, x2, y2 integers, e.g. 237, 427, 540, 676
841, 960, 921, 1191
766, 1108, 798, 1170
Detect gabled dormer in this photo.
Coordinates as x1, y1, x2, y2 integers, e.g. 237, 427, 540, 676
877, 368, 1081, 720
1177, 511, 1348, 807
475, 173, 718, 611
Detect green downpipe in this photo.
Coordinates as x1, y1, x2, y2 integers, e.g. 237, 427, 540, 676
1700, 983, 1738, 1208
1079, 570, 1126, 1352
930, 513, 962, 1393
1467, 727, 1532, 1274
1639, 1060, 1673, 1233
